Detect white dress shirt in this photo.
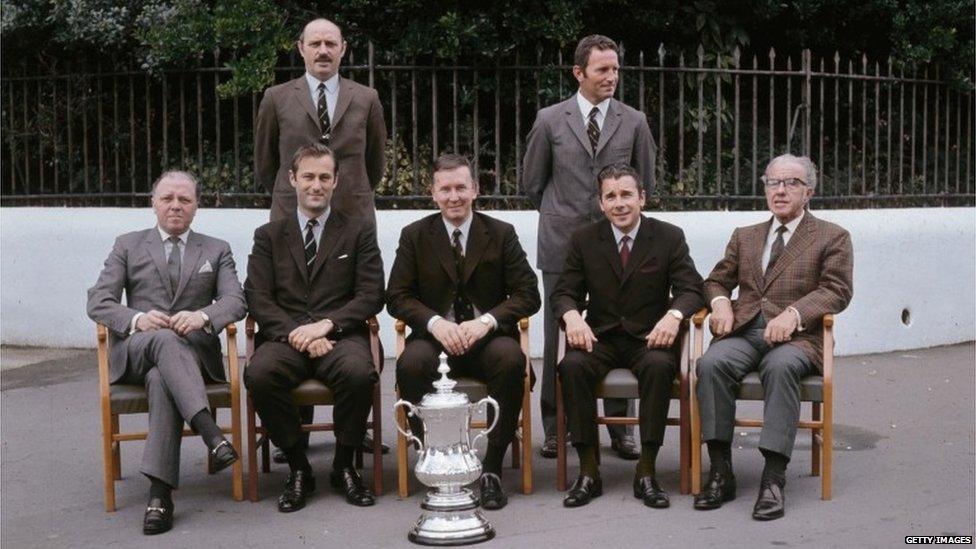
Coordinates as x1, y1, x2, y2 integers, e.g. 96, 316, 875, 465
576, 92, 610, 130
130, 227, 191, 333
297, 207, 331, 248
427, 214, 498, 331
305, 72, 339, 122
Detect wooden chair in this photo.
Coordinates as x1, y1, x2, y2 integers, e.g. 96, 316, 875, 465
96, 323, 244, 512
554, 318, 695, 494
244, 316, 383, 501
394, 318, 533, 498
689, 311, 835, 500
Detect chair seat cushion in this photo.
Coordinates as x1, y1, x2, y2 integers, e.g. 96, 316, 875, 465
596, 368, 682, 400
736, 372, 823, 402
291, 379, 335, 406
110, 383, 232, 415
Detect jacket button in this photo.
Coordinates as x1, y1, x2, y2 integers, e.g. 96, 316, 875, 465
761, 297, 768, 302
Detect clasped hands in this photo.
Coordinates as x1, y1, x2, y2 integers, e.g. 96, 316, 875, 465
562, 310, 680, 352
709, 299, 796, 344
136, 309, 206, 336
430, 318, 491, 356
288, 319, 335, 358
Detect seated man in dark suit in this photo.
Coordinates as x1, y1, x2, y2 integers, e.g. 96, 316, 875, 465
552, 163, 704, 509
244, 143, 384, 512
87, 170, 247, 535
693, 154, 853, 520
387, 153, 541, 510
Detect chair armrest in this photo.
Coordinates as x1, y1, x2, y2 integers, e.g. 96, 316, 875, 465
394, 319, 407, 358
223, 325, 240, 394
95, 324, 112, 403
518, 317, 531, 380
368, 317, 382, 373
821, 314, 834, 385
691, 308, 708, 328
244, 316, 256, 362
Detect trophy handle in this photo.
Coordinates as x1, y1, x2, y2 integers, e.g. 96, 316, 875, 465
470, 396, 499, 449
393, 399, 424, 452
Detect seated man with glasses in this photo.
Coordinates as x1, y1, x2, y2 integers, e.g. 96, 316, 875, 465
693, 154, 853, 521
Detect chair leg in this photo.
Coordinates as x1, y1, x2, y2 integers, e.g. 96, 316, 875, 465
555, 373, 567, 492
822, 402, 833, 501
679, 399, 690, 495
811, 403, 822, 477
520, 383, 533, 495
111, 414, 121, 481
690, 403, 702, 495
246, 397, 260, 502
102, 410, 117, 512
396, 403, 410, 498
230, 404, 244, 502
372, 387, 383, 496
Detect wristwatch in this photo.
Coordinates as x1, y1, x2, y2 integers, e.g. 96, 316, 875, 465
199, 311, 213, 334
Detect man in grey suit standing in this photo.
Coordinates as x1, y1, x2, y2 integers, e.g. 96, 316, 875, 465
523, 34, 656, 459
87, 171, 247, 535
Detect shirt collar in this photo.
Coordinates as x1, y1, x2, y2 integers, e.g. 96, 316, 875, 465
772, 210, 805, 235
297, 207, 331, 230
576, 92, 610, 119
305, 72, 340, 95
443, 213, 473, 240
158, 226, 189, 244
610, 217, 641, 245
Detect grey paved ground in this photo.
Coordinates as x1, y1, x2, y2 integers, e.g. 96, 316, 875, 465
1, 343, 974, 548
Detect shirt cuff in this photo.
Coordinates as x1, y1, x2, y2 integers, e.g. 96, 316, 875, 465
426, 315, 443, 332
666, 309, 683, 320
787, 306, 804, 332
129, 312, 143, 335
710, 296, 731, 307
484, 313, 498, 330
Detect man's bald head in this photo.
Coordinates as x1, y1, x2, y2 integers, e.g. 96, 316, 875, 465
299, 18, 342, 43
297, 18, 347, 81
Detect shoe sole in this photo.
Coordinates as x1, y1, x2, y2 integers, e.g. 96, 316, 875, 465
212, 453, 239, 473
143, 525, 172, 535
563, 488, 602, 508
752, 510, 784, 521
693, 489, 736, 510
633, 489, 670, 508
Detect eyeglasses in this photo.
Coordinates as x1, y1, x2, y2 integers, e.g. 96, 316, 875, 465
761, 177, 807, 190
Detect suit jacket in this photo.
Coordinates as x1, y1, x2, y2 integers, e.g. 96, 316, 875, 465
386, 212, 541, 337
551, 216, 704, 338
244, 211, 384, 342
522, 96, 656, 272
86, 229, 247, 383
254, 75, 387, 223
704, 212, 854, 370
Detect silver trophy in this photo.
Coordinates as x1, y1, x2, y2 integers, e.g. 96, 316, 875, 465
394, 353, 499, 546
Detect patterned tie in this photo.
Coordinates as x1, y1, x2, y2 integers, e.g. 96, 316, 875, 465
619, 235, 631, 268
451, 228, 475, 322
304, 219, 318, 275
587, 106, 601, 153
317, 82, 331, 144
167, 235, 181, 294
766, 225, 788, 273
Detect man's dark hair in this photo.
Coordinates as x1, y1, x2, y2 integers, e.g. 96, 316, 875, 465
290, 142, 338, 175
597, 163, 643, 194
433, 153, 475, 181
574, 34, 618, 71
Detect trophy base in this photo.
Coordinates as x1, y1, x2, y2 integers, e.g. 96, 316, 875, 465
408, 489, 495, 546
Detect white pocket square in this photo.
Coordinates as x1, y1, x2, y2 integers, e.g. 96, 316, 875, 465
198, 260, 213, 273
337, 254, 349, 260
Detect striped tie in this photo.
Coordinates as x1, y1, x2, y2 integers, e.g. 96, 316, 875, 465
587, 106, 600, 153
317, 83, 331, 144
304, 219, 318, 274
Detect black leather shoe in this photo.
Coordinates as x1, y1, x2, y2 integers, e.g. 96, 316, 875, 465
210, 440, 239, 473
330, 467, 375, 507
752, 478, 785, 521
478, 473, 508, 510
362, 432, 390, 455
633, 475, 670, 508
563, 475, 602, 507
693, 462, 736, 510
611, 435, 640, 460
277, 469, 316, 513
143, 497, 173, 535
539, 435, 559, 459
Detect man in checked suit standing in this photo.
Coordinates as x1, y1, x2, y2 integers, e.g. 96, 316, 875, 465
523, 34, 657, 460
693, 154, 853, 520
87, 171, 247, 535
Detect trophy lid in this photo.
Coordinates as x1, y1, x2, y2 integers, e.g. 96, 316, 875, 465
418, 353, 470, 408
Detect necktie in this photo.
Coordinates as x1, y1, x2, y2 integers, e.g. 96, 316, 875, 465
451, 228, 474, 322
317, 83, 331, 144
766, 226, 787, 273
587, 106, 601, 153
619, 235, 631, 268
304, 219, 318, 275
167, 235, 181, 294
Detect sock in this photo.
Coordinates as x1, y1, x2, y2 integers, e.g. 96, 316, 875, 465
575, 444, 599, 478
190, 409, 223, 450
706, 440, 732, 471
284, 446, 312, 474
333, 443, 356, 471
636, 443, 660, 477
760, 448, 789, 485
483, 443, 507, 476
148, 476, 172, 504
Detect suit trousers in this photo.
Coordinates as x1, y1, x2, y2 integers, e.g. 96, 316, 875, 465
397, 333, 525, 451
120, 329, 216, 488
244, 334, 377, 452
558, 330, 676, 447
541, 273, 633, 440
695, 315, 815, 458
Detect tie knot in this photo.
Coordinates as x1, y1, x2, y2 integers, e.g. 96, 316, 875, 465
168, 235, 181, 244
776, 225, 787, 235
621, 235, 631, 244
452, 228, 462, 240
589, 106, 600, 119
306, 219, 318, 230
317, 82, 326, 92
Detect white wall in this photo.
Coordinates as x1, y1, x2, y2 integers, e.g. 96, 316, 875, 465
2, 207, 973, 357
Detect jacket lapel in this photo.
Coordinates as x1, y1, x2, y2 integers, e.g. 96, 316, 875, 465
750, 219, 772, 290
462, 214, 491, 283
763, 213, 816, 287
563, 98, 594, 157
145, 229, 174, 301
597, 221, 624, 280
172, 231, 202, 303
619, 216, 651, 285
284, 219, 310, 285
594, 100, 623, 156
429, 217, 459, 283
331, 77, 354, 127
309, 212, 344, 281
290, 76, 320, 131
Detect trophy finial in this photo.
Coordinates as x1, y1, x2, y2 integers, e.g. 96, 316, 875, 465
433, 352, 456, 393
